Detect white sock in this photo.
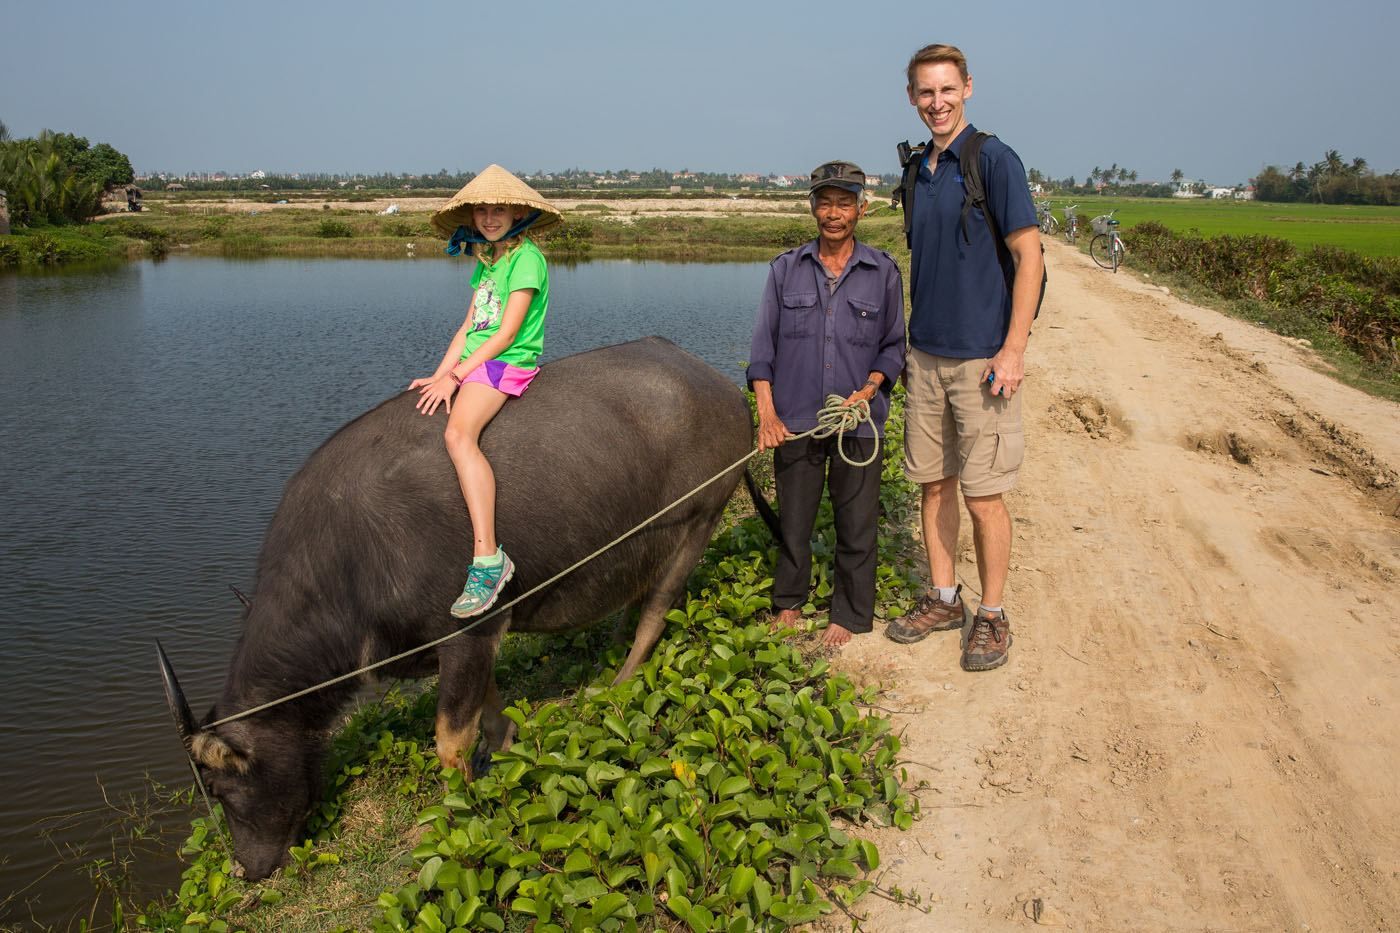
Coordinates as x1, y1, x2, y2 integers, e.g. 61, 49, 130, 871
474, 547, 504, 568
979, 605, 1003, 617
937, 585, 958, 604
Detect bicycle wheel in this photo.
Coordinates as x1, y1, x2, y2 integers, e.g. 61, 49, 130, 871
1045, 215, 1059, 235
1090, 234, 1116, 269
1111, 236, 1124, 272
1065, 222, 1076, 244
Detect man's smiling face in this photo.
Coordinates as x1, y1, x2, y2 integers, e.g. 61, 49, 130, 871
908, 61, 973, 146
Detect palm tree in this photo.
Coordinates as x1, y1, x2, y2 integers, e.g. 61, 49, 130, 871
1349, 156, 1368, 177
1128, 170, 1138, 184
1170, 168, 1184, 187
1090, 166, 1102, 187
1323, 149, 1345, 178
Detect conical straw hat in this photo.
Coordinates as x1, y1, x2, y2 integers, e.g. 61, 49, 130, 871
430, 164, 562, 239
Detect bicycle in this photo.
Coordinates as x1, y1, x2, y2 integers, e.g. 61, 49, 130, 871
1090, 210, 1125, 272
1037, 200, 1059, 236
1063, 203, 1079, 243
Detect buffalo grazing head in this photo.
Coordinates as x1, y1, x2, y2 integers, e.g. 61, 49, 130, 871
158, 642, 322, 880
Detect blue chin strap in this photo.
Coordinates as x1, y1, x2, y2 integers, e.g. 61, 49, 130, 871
444, 210, 544, 256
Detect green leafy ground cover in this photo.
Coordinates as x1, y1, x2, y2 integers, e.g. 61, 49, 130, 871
134, 396, 924, 932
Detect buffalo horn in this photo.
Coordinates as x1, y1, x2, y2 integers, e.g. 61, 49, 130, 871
156, 640, 197, 749
228, 584, 251, 608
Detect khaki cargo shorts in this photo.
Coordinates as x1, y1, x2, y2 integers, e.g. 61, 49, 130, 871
903, 348, 1025, 496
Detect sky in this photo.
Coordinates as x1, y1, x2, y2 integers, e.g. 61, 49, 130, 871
3, 0, 1397, 186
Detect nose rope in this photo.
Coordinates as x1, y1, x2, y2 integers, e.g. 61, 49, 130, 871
191, 395, 875, 732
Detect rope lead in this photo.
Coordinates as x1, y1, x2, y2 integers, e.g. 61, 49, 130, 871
200, 396, 874, 730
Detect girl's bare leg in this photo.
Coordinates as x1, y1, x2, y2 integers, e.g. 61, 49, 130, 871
443, 382, 510, 558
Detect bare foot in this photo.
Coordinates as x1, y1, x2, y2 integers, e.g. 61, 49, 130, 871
822, 623, 853, 647
770, 607, 803, 634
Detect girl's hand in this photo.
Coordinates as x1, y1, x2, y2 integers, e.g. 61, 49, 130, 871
407, 376, 437, 391
415, 374, 459, 416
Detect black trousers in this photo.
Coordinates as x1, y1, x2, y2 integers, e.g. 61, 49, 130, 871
772, 434, 883, 633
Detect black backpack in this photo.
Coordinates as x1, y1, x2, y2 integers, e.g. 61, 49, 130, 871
893, 132, 1046, 318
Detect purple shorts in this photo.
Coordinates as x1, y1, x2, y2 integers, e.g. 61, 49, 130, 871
460, 359, 540, 397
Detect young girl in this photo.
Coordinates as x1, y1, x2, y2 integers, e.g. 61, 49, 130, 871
410, 165, 562, 617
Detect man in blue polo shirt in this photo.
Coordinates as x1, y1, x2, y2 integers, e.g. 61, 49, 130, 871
884, 44, 1043, 673
748, 161, 906, 648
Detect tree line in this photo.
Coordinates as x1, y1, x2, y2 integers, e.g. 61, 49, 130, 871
0, 121, 135, 226
1254, 151, 1398, 205
1027, 163, 1173, 198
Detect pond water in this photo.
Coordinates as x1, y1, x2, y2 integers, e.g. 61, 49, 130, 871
0, 255, 768, 924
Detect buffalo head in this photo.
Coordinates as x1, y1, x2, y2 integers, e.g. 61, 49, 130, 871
158, 643, 322, 879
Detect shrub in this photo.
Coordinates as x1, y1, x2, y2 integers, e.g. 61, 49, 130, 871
0, 238, 20, 267
198, 217, 231, 239
317, 219, 355, 239
1123, 222, 1399, 365
536, 219, 594, 253
26, 232, 61, 264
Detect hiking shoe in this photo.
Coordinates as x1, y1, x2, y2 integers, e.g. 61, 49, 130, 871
961, 610, 1012, 672
885, 586, 967, 644
450, 551, 515, 618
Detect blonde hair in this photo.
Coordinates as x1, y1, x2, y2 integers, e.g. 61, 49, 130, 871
906, 43, 969, 88
471, 234, 526, 266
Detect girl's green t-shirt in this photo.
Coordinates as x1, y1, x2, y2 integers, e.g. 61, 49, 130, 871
463, 238, 549, 368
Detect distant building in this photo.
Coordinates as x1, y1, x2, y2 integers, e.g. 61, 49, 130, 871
250, 170, 267, 179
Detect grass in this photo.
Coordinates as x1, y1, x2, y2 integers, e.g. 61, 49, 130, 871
1038, 194, 1400, 257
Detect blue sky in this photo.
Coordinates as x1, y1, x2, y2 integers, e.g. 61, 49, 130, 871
3, 0, 1396, 185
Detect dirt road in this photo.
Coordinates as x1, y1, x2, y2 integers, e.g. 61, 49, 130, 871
833, 238, 1400, 931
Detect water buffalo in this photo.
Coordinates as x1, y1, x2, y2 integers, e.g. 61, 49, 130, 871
159, 337, 763, 880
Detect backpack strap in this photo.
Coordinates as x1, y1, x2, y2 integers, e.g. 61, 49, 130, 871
959, 132, 1046, 319
958, 132, 1010, 265
897, 141, 926, 249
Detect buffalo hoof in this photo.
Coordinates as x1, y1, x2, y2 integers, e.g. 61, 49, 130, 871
469, 744, 498, 778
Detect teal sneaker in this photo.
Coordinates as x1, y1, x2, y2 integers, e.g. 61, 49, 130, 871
450, 551, 515, 619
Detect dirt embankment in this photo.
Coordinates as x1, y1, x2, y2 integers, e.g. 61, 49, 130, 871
830, 238, 1400, 931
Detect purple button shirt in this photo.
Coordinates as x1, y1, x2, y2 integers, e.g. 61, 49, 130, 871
747, 239, 906, 438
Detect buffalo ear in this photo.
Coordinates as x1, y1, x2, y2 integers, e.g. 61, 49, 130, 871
192, 731, 252, 774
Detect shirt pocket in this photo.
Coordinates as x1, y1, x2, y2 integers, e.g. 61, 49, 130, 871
780, 292, 819, 338
846, 297, 882, 347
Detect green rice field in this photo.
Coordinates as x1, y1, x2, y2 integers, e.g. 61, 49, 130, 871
1029, 195, 1400, 257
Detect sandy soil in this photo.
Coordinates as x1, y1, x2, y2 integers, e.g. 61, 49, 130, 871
822, 238, 1400, 931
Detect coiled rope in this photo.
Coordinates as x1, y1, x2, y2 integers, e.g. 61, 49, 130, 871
200, 394, 875, 730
